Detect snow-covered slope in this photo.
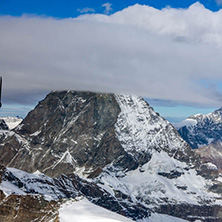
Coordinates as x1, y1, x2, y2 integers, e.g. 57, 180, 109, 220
115, 95, 189, 156
0, 117, 23, 130
0, 164, 189, 222
98, 150, 222, 212
175, 108, 222, 149
0, 164, 150, 220
0, 163, 210, 222
0, 167, 70, 201
59, 198, 133, 222
59, 198, 189, 222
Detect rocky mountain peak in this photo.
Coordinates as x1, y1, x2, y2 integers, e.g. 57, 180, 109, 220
0, 91, 197, 178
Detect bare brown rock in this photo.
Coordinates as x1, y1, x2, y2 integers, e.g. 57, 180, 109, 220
195, 141, 222, 174
0, 192, 59, 222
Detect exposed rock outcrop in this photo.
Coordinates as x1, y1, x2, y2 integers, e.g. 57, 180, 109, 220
195, 141, 222, 174
0, 119, 8, 130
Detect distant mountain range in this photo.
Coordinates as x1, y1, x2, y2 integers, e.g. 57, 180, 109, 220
1, 91, 222, 221
175, 107, 222, 181
174, 107, 222, 149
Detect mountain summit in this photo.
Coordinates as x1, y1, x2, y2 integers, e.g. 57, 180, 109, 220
0, 91, 196, 178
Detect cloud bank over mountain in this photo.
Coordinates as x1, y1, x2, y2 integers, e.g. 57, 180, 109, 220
1, 2, 222, 106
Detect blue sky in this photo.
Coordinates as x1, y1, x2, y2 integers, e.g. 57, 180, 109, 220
1, 0, 222, 122
1, 0, 222, 17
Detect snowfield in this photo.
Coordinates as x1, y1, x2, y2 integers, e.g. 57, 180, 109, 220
59, 198, 132, 222
59, 198, 189, 222
0, 116, 23, 129
138, 213, 189, 222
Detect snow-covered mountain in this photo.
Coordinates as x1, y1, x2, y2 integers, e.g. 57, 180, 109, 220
0, 116, 23, 130
0, 91, 196, 178
1, 91, 222, 221
175, 108, 222, 149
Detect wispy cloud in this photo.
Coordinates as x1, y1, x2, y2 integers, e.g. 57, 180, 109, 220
77, 8, 95, 14
102, 3, 112, 14
1, 3, 222, 108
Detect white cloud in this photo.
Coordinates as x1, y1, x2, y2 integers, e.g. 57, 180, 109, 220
1, 3, 222, 107
77, 8, 95, 14
102, 3, 112, 15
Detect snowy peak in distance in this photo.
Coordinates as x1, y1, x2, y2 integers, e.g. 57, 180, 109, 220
0, 116, 23, 130
175, 107, 222, 149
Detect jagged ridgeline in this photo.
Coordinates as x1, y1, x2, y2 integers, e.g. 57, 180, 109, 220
1, 91, 222, 221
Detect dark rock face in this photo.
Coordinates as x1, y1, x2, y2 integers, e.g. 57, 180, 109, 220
0, 131, 24, 168
157, 204, 222, 222
157, 170, 184, 179
0, 119, 8, 130
0, 91, 127, 177
176, 108, 222, 149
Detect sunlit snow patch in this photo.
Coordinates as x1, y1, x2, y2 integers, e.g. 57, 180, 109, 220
1, 117, 23, 130
59, 198, 190, 222
59, 197, 132, 222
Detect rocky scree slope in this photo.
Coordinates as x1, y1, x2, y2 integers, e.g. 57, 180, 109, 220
0, 91, 222, 221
